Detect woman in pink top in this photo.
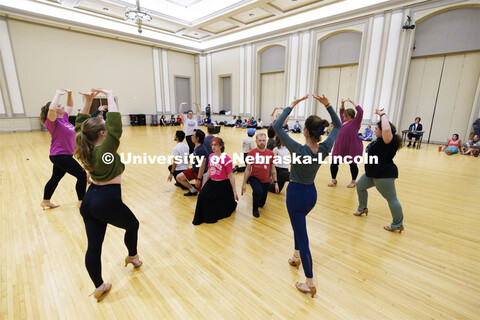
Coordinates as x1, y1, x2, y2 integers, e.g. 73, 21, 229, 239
40, 89, 87, 209
328, 98, 364, 188
193, 137, 238, 225
443, 134, 462, 155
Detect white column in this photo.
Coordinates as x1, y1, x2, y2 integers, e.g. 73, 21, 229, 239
161, 49, 171, 113
297, 31, 311, 118
199, 54, 207, 109
0, 84, 5, 114
0, 20, 23, 114
239, 45, 245, 115
288, 34, 299, 115
379, 11, 403, 112
207, 53, 212, 109
152, 48, 163, 113
362, 14, 385, 119
245, 44, 253, 115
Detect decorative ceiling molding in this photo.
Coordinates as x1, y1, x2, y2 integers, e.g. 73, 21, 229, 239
0, 0, 435, 52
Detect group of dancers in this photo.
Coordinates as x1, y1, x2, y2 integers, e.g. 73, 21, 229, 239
40, 87, 404, 301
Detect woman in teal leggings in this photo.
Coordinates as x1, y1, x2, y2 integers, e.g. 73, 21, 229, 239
354, 108, 404, 233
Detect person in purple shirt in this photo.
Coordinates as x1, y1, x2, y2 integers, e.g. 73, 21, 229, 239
40, 89, 87, 209
328, 98, 364, 188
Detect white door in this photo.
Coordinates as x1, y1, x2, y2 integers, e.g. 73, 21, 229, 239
401, 51, 480, 143
260, 72, 285, 125
316, 64, 358, 121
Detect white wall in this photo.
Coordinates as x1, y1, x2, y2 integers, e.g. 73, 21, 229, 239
211, 48, 240, 115
8, 20, 156, 117
167, 50, 196, 114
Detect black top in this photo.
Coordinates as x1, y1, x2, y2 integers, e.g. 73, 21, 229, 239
193, 144, 209, 174
206, 106, 211, 117
365, 137, 399, 178
267, 138, 275, 150
408, 123, 422, 132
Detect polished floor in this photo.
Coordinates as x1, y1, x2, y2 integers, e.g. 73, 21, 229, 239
0, 125, 479, 319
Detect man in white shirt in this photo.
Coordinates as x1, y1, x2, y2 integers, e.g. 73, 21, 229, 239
179, 102, 201, 154
234, 128, 256, 173
167, 130, 190, 189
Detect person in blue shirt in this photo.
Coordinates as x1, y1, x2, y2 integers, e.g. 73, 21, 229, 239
291, 121, 302, 133
359, 125, 373, 141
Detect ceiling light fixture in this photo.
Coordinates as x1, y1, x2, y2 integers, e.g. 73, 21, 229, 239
125, 0, 152, 34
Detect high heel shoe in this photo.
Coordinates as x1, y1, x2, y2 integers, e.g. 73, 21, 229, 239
295, 282, 316, 298
384, 225, 404, 233
40, 201, 60, 210
288, 257, 301, 269
93, 283, 112, 302
353, 208, 368, 216
125, 255, 143, 268
328, 180, 337, 187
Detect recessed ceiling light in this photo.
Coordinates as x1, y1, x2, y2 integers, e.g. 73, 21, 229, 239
103, 7, 109, 11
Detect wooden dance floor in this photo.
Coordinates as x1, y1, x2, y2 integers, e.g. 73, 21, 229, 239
1, 125, 479, 319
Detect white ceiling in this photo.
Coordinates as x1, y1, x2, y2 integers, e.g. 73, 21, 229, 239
0, 0, 395, 51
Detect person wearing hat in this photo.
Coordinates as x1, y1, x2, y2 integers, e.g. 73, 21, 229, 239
234, 128, 256, 173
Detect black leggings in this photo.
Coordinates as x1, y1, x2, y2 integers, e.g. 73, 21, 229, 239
80, 184, 139, 287
186, 135, 195, 154
43, 155, 87, 200
268, 167, 289, 193
236, 153, 248, 173
330, 163, 359, 180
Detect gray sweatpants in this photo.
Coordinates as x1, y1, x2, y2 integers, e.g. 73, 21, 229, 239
356, 174, 404, 228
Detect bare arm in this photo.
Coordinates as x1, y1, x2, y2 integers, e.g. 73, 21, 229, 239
47, 89, 66, 122
270, 107, 278, 123
64, 89, 73, 115
227, 172, 239, 201
179, 102, 186, 121
195, 102, 201, 120
375, 108, 393, 144
79, 91, 99, 114
270, 164, 279, 193
202, 168, 210, 187
195, 158, 207, 190
241, 164, 252, 196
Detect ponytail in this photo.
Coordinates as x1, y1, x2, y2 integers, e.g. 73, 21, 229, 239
40, 102, 51, 124
74, 117, 105, 172
305, 115, 329, 143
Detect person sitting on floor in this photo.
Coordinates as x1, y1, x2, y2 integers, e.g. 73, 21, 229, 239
443, 134, 462, 155
291, 121, 302, 133
462, 134, 480, 157
359, 125, 373, 141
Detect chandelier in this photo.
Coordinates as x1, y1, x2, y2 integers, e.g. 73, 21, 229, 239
125, 0, 152, 34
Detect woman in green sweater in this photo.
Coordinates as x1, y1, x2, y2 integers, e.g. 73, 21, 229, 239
74, 88, 142, 302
